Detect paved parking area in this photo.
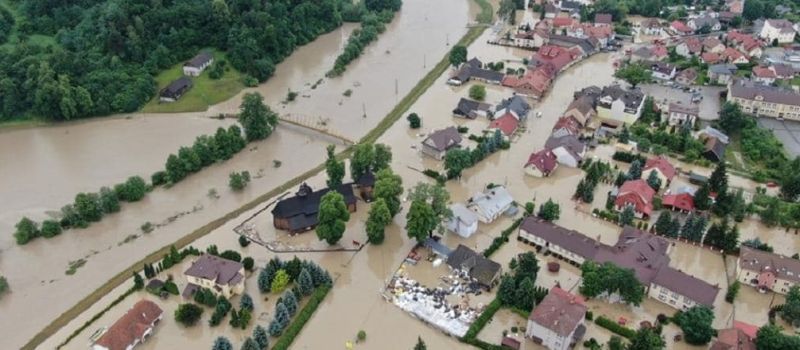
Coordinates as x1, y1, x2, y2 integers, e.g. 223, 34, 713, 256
757, 117, 800, 158
640, 84, 724, 120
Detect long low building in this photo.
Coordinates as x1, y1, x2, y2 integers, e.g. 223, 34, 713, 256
518, 218, 719, 310
727, 79, 800, 120
737, 246, 800, 294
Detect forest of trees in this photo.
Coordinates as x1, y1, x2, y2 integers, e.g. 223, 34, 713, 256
0, 0, 348, 121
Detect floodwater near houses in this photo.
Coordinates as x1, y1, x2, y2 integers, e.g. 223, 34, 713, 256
0, 0, 476, 348
21, 5, 799, 350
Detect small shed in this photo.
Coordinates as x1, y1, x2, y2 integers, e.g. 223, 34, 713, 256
159, 77, 193, 102
355, 171, 375, 202
501, 337, 521, 350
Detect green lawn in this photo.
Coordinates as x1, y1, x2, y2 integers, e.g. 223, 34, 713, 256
142, 50, 245, 113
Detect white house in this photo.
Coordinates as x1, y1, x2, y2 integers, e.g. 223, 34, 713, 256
526, 287, 587, 350
759, 19, 797, 44
667, 102, 699, 127
545, 135, 586, 168
447, 203, 479, 238
182, 52, 214, 76
184, 254, 245, 298
466, 186, 514, 223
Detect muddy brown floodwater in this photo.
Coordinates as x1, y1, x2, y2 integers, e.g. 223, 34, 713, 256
0, 0, 475, 348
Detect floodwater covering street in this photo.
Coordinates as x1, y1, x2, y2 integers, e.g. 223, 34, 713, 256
0, 0, 474, 348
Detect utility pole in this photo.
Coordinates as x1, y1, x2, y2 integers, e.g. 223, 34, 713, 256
362, 103, 367, 119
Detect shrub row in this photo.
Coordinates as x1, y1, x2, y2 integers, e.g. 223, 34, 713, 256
463, 298, 502, 340
612, 151, 646, 164
483, 217, 523, 258
594, 316, 636, 339
328, 10, 397, 77
271, 285, 332, 350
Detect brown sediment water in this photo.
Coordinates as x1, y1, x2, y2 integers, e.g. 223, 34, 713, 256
24, 5, 797, 350
0, 0, 475, 348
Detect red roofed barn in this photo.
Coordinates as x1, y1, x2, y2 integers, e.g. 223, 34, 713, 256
92, 300, 163, 350
615, 179, 656, 218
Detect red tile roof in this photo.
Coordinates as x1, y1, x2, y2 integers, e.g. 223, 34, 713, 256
552, 17, 574, 28
712, 323, 756, 350
662, 193, 694, 212
644, 156, 676, 181
489, 113, 519, 136
534, 45, 578, 72
753, 66, 777, 78
681, 37, 703, 53
552, 115, 581, 135
529, 287, 587, 337
651, 45, 668, 58
702, 52, 721, 64
525, 149, 558, 174
615, 179, 656, 216
95, 300, 163, 350
722, 48, 747, 63
671, 21, 693, 34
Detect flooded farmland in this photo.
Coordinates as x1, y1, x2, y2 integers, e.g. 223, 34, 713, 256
0, 0, 476, 348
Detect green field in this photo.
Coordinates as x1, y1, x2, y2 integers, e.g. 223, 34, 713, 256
142, 50, 245, 113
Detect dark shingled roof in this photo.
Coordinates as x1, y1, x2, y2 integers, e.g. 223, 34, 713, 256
519, 217, 601, 259
184, 52, 213, 68
652, 266, 719, 306
423, 127, 463, 152
184, 254, 244, 286
160, 77, 192, 99
729, 79, 800, 106
271, 183, 357, 231
453, 98, 490, 119
447, 244, 502, 287
739, 246, 800, 284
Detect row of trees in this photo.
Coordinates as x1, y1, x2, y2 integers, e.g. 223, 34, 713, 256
257, 257, 332, 295
497, 252, 548, 311
328, 4, 399, 77
14, 175, 146, 244
444, 130, 509, 179
14, 93, 276, 245
575, 160, 614, 203
1, 0, 345, 121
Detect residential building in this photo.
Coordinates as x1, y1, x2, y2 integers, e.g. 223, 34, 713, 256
631, 46, 668, 62
614, 179, 656, 218
544, 3, 559, 18
721, 48, 749, 64
726, 0, 744, 14
545, 135, 586, 167
708, 64, 737, 84
452, 98, 492, 119
667, 101, 699, 127
640, 18, 663, 36
698, 126, 730, 144
727, 79, 800, 120
703, 37, 725, 53
159, 77, 192, 102
530, 45, 580, 73
183, 52, 214, 76
702, 52, 721, 65
495, 95, 532, 120
771, 63, 797, 80
759, 19, 796, 44
727, 31, 763, 58
687, 16, 721, 32
711, 321, 758, 350
643, 156, 677, 185
737, 246, 800, 294
447, 244, 502, 289
563, 96, 596, 125
752, 66, 778, 85
704, 136, 727, 162
467, 185, 514, 223
502, 67, 553, 98
184, 254, 246, 298
551, 115, 581, 138
447, 203, 479, 238
670, 21, 693, 35
526, 287, 587, 350
487, 113, 519, 138
447, 58, 504, 85
675, 68, 698, 86
649, 62, 676, 80
585, 85, 645, 125
271, 183, 358, 233
518, 220, 720, 309
662, 193, 695, 213
594, 13, 612, 26
92, 300, 163, 350
525, 149, 559, 177
676, 37, 702, 58
421, 127, 462, 160
559, 0, 582, 12
648, 267, 719, 310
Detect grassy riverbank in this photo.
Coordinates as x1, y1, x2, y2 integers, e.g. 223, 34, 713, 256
141, 50, 245, 113
26, 2, 493, 349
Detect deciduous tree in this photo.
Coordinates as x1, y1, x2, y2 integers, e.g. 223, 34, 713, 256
366, 198, 391, 244
614, 63, 652, 87
449, 45, 468, 67
238, 92, 277, 141
405, 200, 437, 243
374, 168, 404, 217
675, 306, 715, 345
537, 198, 561, 221
175, 303, 203, 327
325, 145, 345, 189
316, 191, 350, 245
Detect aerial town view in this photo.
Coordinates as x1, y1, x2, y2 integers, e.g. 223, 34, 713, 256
4, 0, 800, 349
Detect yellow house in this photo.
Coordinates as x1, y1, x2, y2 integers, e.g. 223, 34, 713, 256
184, 254, 245, 298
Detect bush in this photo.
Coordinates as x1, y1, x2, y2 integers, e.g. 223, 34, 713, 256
140, 222, 154, 233
482, 218, 523, 257
586, 311, 594, 320
239, 235, 251, 247
407, 113, 421, 129
457, 126, 469, 133
174, 303, 204, 327
0, 275, 9, 298
163, 281, 179, 295
463, 299, 502, 340
595, 316, 636, 339
612, 151, 646, 164
469, 84, 486, 101
725, 281, 740, 303
115, 176, 148, 202
285, 91, 298, 102
272, 286, 331, 350
229, 171, 251, 191
41, 219, 63, 238
243, 75, 259, 87
243, 257, 255, 271
357, 330, 366, 342
151, 171, 168, 186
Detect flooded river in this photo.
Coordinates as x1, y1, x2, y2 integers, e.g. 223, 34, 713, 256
0, 0, 475, 348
